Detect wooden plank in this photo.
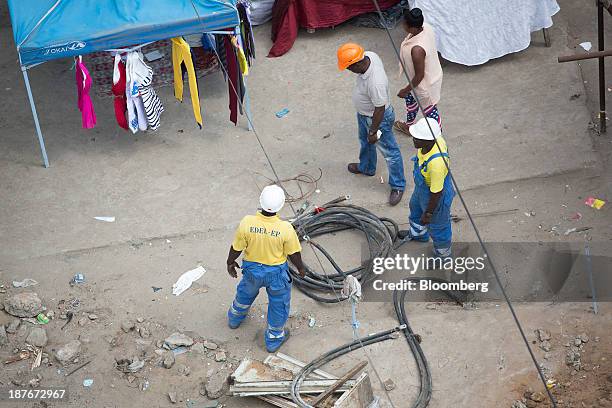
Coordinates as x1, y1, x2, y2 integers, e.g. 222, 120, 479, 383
230, 379, 355, 396
258, 395, 298, 408
269, 353, 336, 380
311, 361, 367, 407
333, 373, 374, 408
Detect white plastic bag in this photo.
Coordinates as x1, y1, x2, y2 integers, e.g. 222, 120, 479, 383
172, 266, 206, 296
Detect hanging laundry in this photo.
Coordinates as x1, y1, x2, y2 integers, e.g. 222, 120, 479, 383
127, 51, 164, 131
215, 34, 228, 82
237, 2, 256, 65
112, 54, 128, 130
125, 52, 148, 133
224, 36, 240, 125
231, 36, 249, 76
75, 56, 96, 129
171, 37, 203, 128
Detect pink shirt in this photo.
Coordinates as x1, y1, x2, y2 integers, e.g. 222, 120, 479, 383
76, 57, 96, 129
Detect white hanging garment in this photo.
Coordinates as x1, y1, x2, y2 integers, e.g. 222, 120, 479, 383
127, 51, 164, 131
125, 52, 148, 133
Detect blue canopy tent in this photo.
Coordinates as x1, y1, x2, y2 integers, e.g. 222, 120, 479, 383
7, 0, 252, 167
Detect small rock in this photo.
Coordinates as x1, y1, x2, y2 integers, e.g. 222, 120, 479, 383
578, 333, 589, 343
205, 371, 229, 399
6, 319, 21, 334
88, 314, 98, 320
539, 341, 552, 352
164, 332, 193, 349
3, 292, 44, 318
46, 311, 54, 319
214, 351, 227, 362
26, 327, 48, 347
574, 338, 582, 347
535, 329, 551, 342
162, 352, 175, 369
0, 325, 8, 347
121, 320, 135, 333
138, 327, 150, 338
54, 340, 81, 365
136, 317, 144, 323
78, 317, 88, 327
383, 378, 395, 391
525, 400, 537, 408
168, 391, 177, 403
202, 340, 218, 350
127, 359, 145, 373
192, 343, 205, 354
529, 392, 545, 402
177, 364, 191, 376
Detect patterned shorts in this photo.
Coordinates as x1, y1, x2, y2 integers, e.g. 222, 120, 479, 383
404, 93, 441, 127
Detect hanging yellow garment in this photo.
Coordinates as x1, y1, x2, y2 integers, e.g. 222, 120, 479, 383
171, 37, 202, 127
231, 36, 249, 76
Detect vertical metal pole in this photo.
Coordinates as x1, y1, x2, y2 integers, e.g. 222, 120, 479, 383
584, 245, 598, 314
21, 66, 50, 168
598, 2, 607, 133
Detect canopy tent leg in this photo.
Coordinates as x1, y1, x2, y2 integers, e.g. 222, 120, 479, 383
21, 66, 49, 168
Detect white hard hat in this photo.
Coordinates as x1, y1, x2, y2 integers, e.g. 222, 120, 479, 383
409, 117, 441, 141
260, 185, 286, 213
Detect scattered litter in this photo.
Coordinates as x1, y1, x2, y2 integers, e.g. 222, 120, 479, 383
12, 279, 38, 288
140, 379, 150, 391
379, 176, 384, 184
579, 42, 592, 51
275, 108, 290, 118
127, 359, 145, 373
308, 317, 316, 328
584, 196, 606, 210
36, 313, 49, 324
564, 226, 592, 236
315, 189, 320, 194
71, 274, 85, 284
65, 360, 92, 377
570, 212, 582, 221
323, 133, 331, 139
172, 266, 206, 296
93, 216, 115, 223
83, 379, 94, 387
152, 286, 162, 292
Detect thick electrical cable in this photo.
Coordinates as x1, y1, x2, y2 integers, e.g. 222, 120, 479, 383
369, 0, 557, 405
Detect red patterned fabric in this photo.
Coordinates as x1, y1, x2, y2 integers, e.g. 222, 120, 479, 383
268, 0, 400, 57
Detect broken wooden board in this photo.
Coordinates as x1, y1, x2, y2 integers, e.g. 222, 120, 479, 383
333, 372, 374, 408
230, 379, 355, 396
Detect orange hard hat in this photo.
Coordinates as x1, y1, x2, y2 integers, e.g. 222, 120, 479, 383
337, 43, 365, 71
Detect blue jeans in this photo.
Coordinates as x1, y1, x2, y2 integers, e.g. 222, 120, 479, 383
227, 261, 291, 351
357, 107, 406, 191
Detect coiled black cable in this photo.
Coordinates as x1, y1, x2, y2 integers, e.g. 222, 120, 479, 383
288, 197, 398, 302
288, 199, 465, 407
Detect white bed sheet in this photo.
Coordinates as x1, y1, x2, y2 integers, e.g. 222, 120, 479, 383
409, 0, 560, 65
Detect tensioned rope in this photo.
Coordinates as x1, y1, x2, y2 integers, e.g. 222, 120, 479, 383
369, 0, 557, 405
188, 3, 400, 407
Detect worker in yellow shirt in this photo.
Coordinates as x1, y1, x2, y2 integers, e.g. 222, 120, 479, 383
399, 117, 455, 258
226, 185, 305, 352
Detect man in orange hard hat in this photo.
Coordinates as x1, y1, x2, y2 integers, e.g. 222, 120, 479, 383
337, 43, 406, 206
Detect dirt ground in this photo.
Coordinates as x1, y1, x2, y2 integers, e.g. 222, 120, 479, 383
0, 1, 611, 408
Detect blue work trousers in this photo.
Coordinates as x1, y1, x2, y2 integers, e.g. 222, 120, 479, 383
408, 155, 455, 257
227, 261, 291, 350
357, 106, 406, 191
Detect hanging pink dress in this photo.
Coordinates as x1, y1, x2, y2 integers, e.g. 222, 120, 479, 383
75, 57, 96, 129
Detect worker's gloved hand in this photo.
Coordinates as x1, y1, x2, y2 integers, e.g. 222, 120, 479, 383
227, 261, 240, 278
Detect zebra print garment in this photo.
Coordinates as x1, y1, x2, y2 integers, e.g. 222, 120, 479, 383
136, 63, 164, 131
